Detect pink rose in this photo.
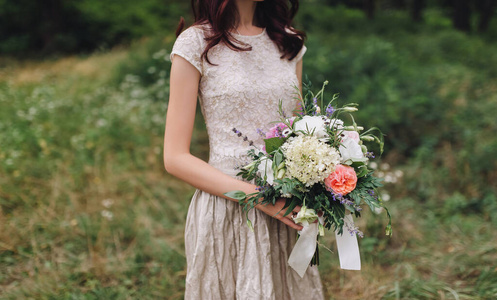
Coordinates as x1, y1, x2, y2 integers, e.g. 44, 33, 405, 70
324, 164, 357, 196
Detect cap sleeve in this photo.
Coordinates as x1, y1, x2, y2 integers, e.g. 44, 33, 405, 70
170, 26, 205, 75
295, 44, 307, 62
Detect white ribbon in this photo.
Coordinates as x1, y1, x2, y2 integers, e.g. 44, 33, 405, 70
288, 221, 319, 277
288, 214, 361, 277
335, 214, 361, 270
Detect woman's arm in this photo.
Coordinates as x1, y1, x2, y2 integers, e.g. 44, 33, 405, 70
164, 56, 302, 230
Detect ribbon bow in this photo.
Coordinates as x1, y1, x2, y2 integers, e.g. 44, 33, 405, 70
288, 208, 361, 277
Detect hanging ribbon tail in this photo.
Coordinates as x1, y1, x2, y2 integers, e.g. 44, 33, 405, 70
335, 214, 361, 270
288, 222, 319, 278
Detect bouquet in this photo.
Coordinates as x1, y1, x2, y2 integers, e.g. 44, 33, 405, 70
225, 81, 392, 277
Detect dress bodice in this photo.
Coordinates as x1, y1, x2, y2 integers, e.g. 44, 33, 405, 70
170, 25, 306, 175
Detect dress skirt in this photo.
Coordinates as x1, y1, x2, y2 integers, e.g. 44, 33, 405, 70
184, 189, 325, 300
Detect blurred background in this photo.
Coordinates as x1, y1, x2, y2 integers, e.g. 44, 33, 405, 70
1, 0, 496, 299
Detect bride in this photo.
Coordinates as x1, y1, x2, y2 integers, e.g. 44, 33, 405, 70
164, 0, 324, 298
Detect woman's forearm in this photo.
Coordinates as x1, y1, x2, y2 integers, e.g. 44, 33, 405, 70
164, 153, 257, 200
165, 152, 302, 230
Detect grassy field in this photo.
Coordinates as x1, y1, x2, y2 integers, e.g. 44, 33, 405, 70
1, 8, 497, 299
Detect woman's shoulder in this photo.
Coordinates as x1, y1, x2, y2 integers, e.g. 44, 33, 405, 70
171, 24, 209, 55
171, 24, 211, 74
177, 23, 211, 41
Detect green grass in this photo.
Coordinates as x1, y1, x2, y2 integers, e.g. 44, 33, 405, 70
1, 7, 497, 299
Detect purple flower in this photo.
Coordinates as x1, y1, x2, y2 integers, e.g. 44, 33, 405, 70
325, 104, 335, 117
345, 221, 364, 238
232, 127, 255, 145
256, 128, 266, 137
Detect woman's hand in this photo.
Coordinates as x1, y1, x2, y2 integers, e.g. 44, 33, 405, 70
256, 198, 303, 231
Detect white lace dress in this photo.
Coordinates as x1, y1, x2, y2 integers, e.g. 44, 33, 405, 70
170, 25, 325, 300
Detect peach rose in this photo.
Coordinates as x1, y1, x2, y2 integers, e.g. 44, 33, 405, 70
324, 164, 357, 196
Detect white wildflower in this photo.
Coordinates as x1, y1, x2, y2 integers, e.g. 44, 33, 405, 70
374, 207, 384, 215
381, 193, 391, 201
96, 119, 107, 127
102, 199, 114, 208
101, 210, 114, 220
380, 163, 390, 170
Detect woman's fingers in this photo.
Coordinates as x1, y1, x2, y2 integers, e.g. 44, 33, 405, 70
278, 216, 303, 231
258, 198, 304, 230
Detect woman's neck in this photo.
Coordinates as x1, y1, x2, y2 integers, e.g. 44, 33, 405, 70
234, 0, 260, 33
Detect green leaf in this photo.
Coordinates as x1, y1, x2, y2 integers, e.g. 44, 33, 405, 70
349, 157, 369, 165
247, 219, 254, 232
283, 199, 298, 217
224, 190, 247, 201
355, 165, 370, 178
273, 150, 283, 168
264, 137, 285, 154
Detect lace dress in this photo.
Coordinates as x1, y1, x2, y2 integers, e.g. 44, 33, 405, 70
170, 25, 325, 300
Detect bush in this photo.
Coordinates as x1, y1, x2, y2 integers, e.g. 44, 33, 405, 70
0, 0, 189, 55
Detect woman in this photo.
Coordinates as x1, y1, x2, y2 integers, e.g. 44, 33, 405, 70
164, 0, 324, 298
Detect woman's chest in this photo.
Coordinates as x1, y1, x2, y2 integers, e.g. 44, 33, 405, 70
199, 40, 298, 104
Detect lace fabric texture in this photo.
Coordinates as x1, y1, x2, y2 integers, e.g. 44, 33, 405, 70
170, 26, 324, 300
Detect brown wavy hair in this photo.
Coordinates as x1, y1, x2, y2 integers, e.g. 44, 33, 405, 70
176, 0, 306, 64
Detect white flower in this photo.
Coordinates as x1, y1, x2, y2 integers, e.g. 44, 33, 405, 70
257, 158, 275, 185
381, 193, 391, 201
101, 210, 114, 220
342, 106, 358, 112
281, 128, 292, 137
294, 116, 328, 139
374, 207, 384, 215
328, 118, 344, 130
282, 135, 340, 186
147, 66, 156, 74
102, 199, 114, 208
293, 206, 318, 226
339, 136, 367, 163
